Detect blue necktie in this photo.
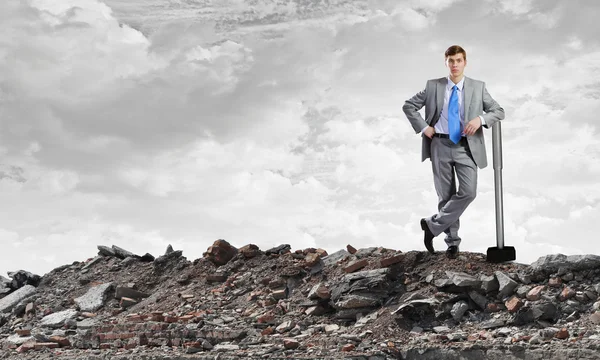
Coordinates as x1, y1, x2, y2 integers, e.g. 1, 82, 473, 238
448, 85, 461, 144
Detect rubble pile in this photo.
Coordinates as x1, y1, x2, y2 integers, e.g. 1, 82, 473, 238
1, 242, 600, 360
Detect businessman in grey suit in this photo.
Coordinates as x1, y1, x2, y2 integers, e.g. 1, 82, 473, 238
402, 45, 504, 259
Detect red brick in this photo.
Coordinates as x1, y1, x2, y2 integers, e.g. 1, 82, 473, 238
16, 342, 36, 353
261, 327, 274, 336
100, 343, 111, 350
34, 342, 59, 350
342, 344, 356, 351
555, 328, 569, 339
346, 245, 357, 254
164, 315, 178, 323
49, 336, 70, 347
505, 296, 524, 313
179, 315, 194, 323
15, 329, 31, 336
283, 338, 300, 349
526, 285, 545, 301
380, 254, 405, 267
548, 277, 562, 287
344, 258, 368, 273
559, 287, 576, 301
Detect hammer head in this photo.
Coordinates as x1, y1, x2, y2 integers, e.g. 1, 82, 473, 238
486, 246, 516, 263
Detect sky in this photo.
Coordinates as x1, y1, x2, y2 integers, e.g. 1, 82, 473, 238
1, 0, 599, 276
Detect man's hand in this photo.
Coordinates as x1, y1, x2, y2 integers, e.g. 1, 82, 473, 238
463, 117, 481, 136
423, 126, 436, 139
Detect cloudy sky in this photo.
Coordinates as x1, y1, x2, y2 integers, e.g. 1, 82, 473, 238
1, 0, 599, 276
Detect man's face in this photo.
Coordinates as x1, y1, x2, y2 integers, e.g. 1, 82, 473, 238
445, 53, 466, 78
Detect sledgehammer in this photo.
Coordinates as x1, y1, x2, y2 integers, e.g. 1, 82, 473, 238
486, 121, 516, 263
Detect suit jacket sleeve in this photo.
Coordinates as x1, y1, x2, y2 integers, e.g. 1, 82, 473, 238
480, 83, 505, 128
402, 84, 429, 134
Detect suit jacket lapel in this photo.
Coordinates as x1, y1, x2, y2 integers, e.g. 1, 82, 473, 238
463, 76, 473, 122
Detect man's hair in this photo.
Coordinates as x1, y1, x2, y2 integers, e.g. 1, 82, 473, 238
445, 45, 466, 61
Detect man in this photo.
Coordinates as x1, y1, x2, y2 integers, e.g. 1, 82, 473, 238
402, 45, 504, 259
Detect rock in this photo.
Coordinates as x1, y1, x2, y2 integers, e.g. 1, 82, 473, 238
446, 271, 481, 288
97, 245, 115, 257
305, 305, 328, 316
324, 324, 339, 333
555, 328, 569, 339
433, 326, 450, 333
139, 253, 155, 262
153, 250, 184, 271
114, 286, 150, 300
5, 334, 34, 346
121, 257, 137, 267
505, 296, 524, 313
468, 291, 487, 310
392, 298, 438, 315
204, 239, 238, 266
495, 271, 518, 298
354, 247, 377, 258
74, 283, 113, 312
307, 283, 330, 300
120, 297, 137, 309
165, 244, 174, 255
344, 259, 369, 273
0, 277, 10, 289
7, 270, 42, 289
531, 254, 600, 273
380, 253, 405, 267
548, 277, 562, 287
341, 343, 356, 351
303, 253, 321, 267
213, 344, 239, 352
82, 256, 103, 270
531, 302, 558, 321
276, 320, 295, 333
111, 245, 139, 259
527, 285, 545, 301
283, 338, 299, 349
589, 312, 600, 325
480, 274, 499, 293
451, 301, 469, 321
516, 285, 531, 298
322, 250, 350, 266
346, 244, 357, 254
265, 244, 291, 256
479, 318, 505, 329
0, 285, 36, 313
559, 287, 576, 301
239, 244, 260, 258
334, 294, 381, 309
40, 309, 78, 328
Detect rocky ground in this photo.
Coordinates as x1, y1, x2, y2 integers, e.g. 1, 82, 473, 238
2, 241, 600, 359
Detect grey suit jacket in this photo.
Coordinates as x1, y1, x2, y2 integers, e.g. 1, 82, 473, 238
402, 76, 505, 169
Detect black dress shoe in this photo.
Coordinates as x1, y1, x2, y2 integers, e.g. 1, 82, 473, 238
446, 245, 459, 259
420, 219, 435, 254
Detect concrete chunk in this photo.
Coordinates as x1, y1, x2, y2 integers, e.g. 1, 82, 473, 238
40, 309, 78, 328
495, 271, 518, 298
0, 285, 36, 313
74, 283, 113, 312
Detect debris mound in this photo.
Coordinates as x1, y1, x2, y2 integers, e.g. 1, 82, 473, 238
1, 242, 600, 360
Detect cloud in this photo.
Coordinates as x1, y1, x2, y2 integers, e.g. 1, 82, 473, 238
1, 0, 600, 276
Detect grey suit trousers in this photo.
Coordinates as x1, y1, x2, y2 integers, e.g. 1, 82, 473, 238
425, 136, 478, 247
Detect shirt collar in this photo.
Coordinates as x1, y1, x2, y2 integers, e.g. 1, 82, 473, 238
447, 76, 465, 91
